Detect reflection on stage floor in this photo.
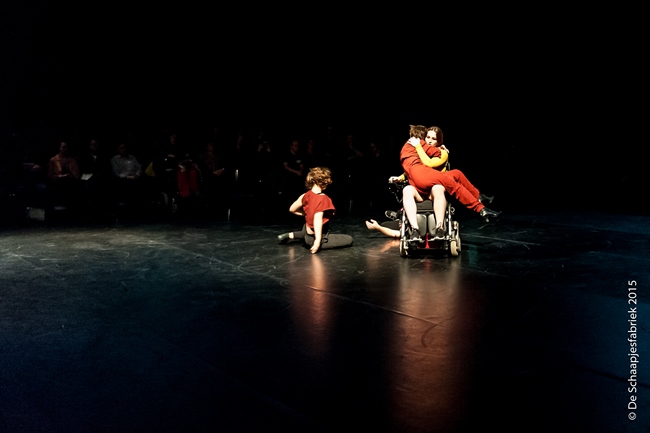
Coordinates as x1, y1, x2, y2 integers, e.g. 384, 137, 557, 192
0, 209, 648, 433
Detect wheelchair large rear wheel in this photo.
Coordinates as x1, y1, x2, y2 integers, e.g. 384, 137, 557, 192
399, 238, 408, 257
399, 217, 409, 258
450, 221, 461, 257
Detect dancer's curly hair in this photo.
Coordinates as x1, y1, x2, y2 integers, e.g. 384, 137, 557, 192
305, 167, 333, 190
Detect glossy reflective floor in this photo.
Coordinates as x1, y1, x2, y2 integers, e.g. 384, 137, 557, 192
1, 208, 648, 433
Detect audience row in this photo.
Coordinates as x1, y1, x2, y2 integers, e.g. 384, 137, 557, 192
1, 124, 403, 224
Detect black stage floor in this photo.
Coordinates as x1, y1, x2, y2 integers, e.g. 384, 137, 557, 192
1, 208, 648, 433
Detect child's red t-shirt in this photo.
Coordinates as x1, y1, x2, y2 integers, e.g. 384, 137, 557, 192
302, 190, 336, 229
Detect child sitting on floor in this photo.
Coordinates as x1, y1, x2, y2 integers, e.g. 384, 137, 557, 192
277, 167, 353, 253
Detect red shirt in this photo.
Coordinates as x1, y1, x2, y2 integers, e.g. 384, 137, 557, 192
302, 190, 335, 229
399, 140, 441, 175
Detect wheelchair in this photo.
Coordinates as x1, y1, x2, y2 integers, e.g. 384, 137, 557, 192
388, 178, 461, 258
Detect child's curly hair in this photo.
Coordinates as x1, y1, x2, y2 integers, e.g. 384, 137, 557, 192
305, 167, 333, 190
409, 124, 427, 140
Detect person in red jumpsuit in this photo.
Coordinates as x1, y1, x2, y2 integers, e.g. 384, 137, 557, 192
399, 125, 500, 241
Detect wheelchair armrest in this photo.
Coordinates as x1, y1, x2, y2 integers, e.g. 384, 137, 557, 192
388, 176, 409, 204
388, 176, 408, 186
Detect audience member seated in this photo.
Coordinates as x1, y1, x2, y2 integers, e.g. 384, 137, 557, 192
47, 141, 81, 212
198, 141, 229, 214
111, 142, 143, 213
0, 144, 23, 223
250, 129, 280, 216
15, 160, 49, 218
155, 133, 200, 201
338, 132, 367, 215
302, 138, 328, 171
280, 139, 305, 208
78, 138, 112, 219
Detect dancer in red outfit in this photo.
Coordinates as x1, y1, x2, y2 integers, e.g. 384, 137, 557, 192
277, 167, 353, 253
399, 125, 500, 241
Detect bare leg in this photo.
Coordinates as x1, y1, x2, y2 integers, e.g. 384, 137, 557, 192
402, 185, 424, 230
431, 184, 446, 229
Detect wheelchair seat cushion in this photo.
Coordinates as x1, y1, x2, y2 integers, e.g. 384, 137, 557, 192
416, 200, 434, 212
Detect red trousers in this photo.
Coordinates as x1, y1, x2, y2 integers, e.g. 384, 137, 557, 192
408, 166, 484, 212
177, 168, 199, 198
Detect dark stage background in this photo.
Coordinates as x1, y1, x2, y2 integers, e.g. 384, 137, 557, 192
1, 5, 648, 433
1, 2, 644, 214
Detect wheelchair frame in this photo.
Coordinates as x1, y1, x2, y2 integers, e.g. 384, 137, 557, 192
389, 179, 461, 258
